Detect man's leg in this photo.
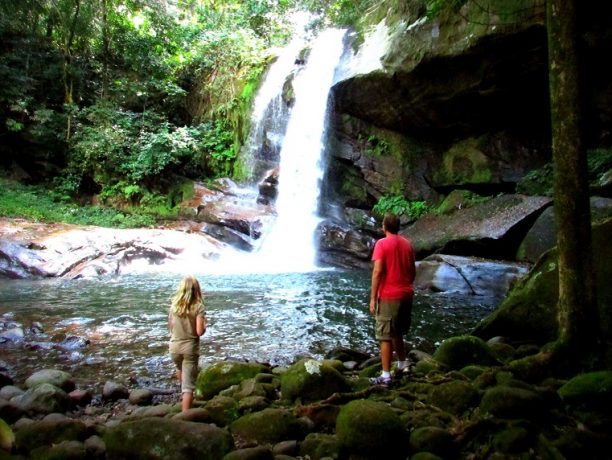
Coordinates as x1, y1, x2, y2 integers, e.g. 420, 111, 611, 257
392, 335, 406, 362
380, 340, 393, 373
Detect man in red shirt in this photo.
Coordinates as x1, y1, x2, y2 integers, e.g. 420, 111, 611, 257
369, 213, 416, 386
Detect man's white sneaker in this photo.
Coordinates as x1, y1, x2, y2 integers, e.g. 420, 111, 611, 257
369, 375, 392, 387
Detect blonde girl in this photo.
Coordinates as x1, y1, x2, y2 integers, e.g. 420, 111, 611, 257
168, 276, 206, 412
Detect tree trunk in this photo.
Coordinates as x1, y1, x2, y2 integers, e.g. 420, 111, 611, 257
546, 0, 599, 363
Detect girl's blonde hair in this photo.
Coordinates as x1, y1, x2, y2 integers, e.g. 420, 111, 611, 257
171, 276, 203, 317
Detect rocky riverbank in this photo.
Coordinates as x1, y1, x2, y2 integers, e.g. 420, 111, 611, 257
1, 337, 612, 459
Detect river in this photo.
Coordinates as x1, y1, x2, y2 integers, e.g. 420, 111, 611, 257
0, 270, 498, 391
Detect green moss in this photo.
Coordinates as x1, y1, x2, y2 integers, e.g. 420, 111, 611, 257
195, 361, 266, 400
432, 335, 500, 370
336, 399, 406, 459
280, 358, 349, 403
428, 380, 480, 415
557, 371, 612, 411
230, 408, 306, 445
434, 137, 493, 185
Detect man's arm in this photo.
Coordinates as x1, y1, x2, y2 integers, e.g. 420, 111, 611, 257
370, 259, 383, 314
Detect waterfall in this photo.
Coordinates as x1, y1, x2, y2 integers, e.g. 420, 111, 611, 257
254, 28, 346, 272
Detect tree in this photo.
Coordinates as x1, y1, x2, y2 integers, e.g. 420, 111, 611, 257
546, 0, 599, 365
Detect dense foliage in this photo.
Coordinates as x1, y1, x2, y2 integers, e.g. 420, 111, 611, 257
0, 0, 373, 225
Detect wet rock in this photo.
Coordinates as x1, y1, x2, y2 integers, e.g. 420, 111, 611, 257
102, 381, 129, 401
0, 327, 25, 343
128, 388, 153, 406
230, 408, 308, 446
171, 407, 211, 422
103, 418, 234, 460
196, 361, 267, 401
57, 335, 90, 351
415, 254, 529, 297
280, 358, 349, 404
0, 399, 23, 424
272, 440, 298, 457
336, 399, 406, 459
16, 383, 71, 415
25, 369, 75, 392
69, 389, 93, 407
257, 168, 279, 205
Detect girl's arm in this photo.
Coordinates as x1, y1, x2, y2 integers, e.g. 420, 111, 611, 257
168, 312, 174, 332
196, 314, 206, 336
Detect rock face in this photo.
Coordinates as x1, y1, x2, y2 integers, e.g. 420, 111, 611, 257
316, 0, 612, 267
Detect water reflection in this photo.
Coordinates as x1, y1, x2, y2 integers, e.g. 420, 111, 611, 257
0, 270, 499, 390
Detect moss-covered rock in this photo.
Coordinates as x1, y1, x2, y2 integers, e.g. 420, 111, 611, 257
413, 358, 444, 375
280, 359, 349, 403
479, 385, 548, 419
25, 369, 75, 392
409, 426, 455, 458
196, 361, 267, 400
230, 408, 308, 445
557, 371, 612, 414
401, 409, 454, 430
336, 399, 406, 459
460, 365, 487, 380
103, 418, 233, 459
15, 383, 71, 416
14, 419, 89, 456
299, 432, 341, 460
204, 395, 240, 426
428, 380, 480, 415
432, 335, 500, 370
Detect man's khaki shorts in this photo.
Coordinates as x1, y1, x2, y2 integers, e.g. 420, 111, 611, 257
375, 295, 413, 341
171, 353, 198, 393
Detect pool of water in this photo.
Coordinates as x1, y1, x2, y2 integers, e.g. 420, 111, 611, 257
0, 269, 499, 391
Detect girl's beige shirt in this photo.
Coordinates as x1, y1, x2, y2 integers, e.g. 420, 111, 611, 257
169, 304, 205, 355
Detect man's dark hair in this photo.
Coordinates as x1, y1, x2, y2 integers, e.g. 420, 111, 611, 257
383, 213, 400, 234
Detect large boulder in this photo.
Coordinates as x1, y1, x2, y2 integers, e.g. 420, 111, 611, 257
403, 194, 552, 259
280, 358, 349, 403
196, 361, 267, 401
414, 254, 529, 298
103, 418, 234, 460
316, 220, 376, 269
432, 335, 500, 370
474, 218, 612, 347
517, 197, 612, 262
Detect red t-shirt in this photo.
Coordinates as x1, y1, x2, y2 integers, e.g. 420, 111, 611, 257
372, 234, 416, 300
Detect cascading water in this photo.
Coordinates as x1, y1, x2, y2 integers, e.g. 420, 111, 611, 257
253, 28, 347, 272
210, 27, 346, 274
